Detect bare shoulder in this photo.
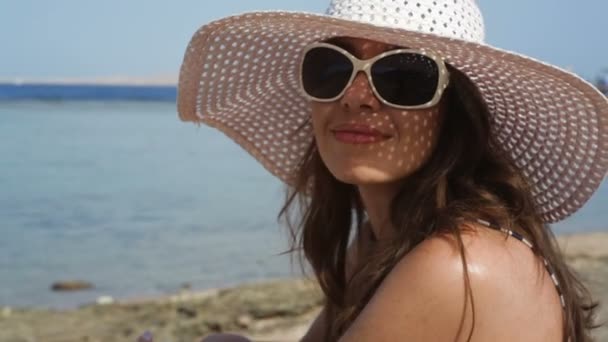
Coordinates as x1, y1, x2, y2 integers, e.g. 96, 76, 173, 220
338, 222, 564, 342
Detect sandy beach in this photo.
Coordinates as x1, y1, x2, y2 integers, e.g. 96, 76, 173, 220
1, 232, 606, 342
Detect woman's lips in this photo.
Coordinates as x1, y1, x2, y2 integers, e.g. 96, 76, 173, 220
331, 124, 392, 144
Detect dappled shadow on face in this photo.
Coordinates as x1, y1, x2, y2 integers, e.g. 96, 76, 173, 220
311, 101, 443, 184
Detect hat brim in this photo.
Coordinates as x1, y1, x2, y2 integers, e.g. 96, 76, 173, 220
177, 11, 608, 223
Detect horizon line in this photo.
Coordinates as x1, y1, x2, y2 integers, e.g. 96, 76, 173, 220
0, 75, 178, 86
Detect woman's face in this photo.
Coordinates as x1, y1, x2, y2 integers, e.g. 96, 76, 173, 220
309, 37, 446, 186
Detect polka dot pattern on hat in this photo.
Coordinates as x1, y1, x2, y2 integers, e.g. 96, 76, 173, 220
325, 0, 485, 43
177, 7, 608, 223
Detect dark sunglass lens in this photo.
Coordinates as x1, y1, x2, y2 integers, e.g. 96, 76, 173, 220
371, 53, 440, 106
301, 47, 353, 99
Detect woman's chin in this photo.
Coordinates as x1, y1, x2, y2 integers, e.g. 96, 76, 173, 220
332, 165, 399, 185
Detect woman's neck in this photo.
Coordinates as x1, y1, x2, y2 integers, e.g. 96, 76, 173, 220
357, 181, 402, 241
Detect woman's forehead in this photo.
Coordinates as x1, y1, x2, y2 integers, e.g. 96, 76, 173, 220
324, 36, 404, 58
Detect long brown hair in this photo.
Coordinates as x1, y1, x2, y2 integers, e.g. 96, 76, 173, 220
279, 63, 602, 341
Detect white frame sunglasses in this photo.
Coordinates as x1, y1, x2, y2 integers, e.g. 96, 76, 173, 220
299, 41, 451, 110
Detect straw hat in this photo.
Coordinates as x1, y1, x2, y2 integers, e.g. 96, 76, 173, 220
177, 0, 608, 223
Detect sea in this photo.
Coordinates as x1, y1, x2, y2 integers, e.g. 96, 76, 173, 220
0, 84, 606, 310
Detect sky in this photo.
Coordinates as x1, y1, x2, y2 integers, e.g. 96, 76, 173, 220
1, 0, 606, 81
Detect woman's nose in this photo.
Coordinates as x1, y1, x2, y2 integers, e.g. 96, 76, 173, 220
339, 72, 382, 113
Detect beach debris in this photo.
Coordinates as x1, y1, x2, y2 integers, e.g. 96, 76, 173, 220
236, 314, 253, 328
170, 292, 192, 303
136, 330, 154, 342
96, 295, 114, 305
51, 280, 94, 292
177, 306, 198, 318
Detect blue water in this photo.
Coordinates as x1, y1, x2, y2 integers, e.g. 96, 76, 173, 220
0, 101, 606, 309
0, 101, 293, 309
0, 83, 176, 101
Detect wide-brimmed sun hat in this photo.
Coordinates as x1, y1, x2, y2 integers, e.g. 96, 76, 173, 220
177, 0, 608, 223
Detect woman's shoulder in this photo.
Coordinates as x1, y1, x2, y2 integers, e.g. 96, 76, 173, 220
413, 222, 564, 330
339, 221, 564, 341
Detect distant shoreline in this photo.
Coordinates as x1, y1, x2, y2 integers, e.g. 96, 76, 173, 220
0, 81, 177, 86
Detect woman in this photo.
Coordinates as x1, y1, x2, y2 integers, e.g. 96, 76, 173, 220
177, 0, 608, 341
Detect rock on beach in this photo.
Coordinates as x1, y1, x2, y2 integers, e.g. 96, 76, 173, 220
50, 280, 94, 292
